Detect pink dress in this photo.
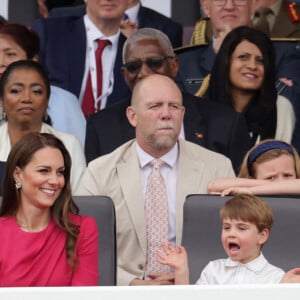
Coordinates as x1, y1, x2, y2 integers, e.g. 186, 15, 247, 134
0, 214, 98, 286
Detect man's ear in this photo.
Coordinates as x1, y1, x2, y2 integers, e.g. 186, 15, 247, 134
126, 106, 137, 128
201, 0, 210, 17
170, 57, 179, 79
258, 228, 269, 246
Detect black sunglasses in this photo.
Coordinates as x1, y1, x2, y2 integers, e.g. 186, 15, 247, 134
122, 56, 174, 74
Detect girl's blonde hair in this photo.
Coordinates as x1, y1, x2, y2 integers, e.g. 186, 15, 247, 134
239, 139, 300, 178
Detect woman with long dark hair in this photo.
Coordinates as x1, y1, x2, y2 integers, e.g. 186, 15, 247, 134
0, 132, 98, 286
207, 26, 295, 146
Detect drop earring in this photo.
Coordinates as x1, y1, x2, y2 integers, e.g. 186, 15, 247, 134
15, 181, 22, 190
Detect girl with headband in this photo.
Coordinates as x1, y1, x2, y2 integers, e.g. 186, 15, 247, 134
208, 139, 300, 195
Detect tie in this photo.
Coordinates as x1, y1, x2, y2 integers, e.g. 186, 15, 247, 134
253, 7, 273, 36
145, 159, 170, 277
81, 39, 110, 118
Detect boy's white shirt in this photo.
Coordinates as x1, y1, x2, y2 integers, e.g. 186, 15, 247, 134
196, 252, 285, 284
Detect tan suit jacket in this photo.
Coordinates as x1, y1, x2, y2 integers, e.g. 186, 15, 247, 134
76, 139, 234, 285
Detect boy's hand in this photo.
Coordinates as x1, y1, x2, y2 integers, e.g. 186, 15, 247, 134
156, 243, 188, 270
281, 268, 300, 283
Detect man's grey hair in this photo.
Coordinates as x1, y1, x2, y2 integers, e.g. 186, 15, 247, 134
122, 28, 175, 63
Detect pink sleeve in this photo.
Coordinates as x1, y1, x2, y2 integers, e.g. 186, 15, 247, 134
71, 216, 99, 286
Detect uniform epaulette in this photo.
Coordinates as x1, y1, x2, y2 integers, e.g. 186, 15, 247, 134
190, 17, 210, 45
287, 1, 300, 22
174, 43, 209, 55
271, 37, 300, 41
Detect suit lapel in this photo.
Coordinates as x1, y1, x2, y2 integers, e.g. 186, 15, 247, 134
176, 140, 205, 244
117, 143, 147, 256
182, 92, 207, 147
67, 17, 86, 97
107, 34, 131, 106
200, 45, 215, 74
137, 5, 145, 28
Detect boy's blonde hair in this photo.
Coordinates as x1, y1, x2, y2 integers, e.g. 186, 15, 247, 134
220, 194, 274, 232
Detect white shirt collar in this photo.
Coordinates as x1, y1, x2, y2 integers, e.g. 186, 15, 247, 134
84, 14, 120, 43
224, 252, 269, 274
136, 141, 179, 169
271, 0, 281, 17
125, 2, 140, 23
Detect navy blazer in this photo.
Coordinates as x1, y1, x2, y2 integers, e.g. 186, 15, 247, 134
137, 6, 183, 48
49, 4, 183, 48
85, 92, 251, 173
32, 16, 131, 107
175, 41, 300, 153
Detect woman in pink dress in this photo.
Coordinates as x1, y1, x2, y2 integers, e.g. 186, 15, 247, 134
0, 132, 98, 286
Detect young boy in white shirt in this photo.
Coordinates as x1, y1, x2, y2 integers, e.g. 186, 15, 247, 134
157, 194, 285, 284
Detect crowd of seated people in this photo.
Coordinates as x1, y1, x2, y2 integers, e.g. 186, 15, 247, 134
0, 0, 300, 288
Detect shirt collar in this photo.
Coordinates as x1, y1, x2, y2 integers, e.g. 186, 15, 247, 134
136, 142, 179, 169
84, 14, 120, 44
224, 252, 269, 274
270, 0, 281, 17
125, 2, 140, 23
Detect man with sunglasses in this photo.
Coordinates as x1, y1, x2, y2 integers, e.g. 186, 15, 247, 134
176, 0, 300, 152
84, 28, 251, 173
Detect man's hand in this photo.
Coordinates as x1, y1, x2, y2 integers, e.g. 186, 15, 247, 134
120, 19, 138, 38
37, 0, 49, 18
130, 272, 175, 285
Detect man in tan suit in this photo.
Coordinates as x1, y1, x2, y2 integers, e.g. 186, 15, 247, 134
76, 74, 235, 285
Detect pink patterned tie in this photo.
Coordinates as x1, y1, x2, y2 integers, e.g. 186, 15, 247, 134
145, 159, 170, 277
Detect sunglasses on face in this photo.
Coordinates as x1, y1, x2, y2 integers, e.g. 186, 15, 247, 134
122, 56, 174, 74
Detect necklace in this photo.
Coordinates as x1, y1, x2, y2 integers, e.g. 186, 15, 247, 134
15, 215, 50, 232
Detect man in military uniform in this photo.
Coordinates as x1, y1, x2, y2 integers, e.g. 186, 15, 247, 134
252, 0, 300, 38
176, 0, 300, 153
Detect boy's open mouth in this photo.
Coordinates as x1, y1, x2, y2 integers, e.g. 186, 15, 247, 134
229, 242, 240, 251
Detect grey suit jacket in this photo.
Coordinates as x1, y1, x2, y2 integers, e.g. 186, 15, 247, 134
75, 139, 234, 285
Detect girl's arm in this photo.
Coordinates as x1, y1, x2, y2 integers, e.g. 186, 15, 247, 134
207, 178, 267, 194
222, 179, 300, 196
245, 179, 300, 195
